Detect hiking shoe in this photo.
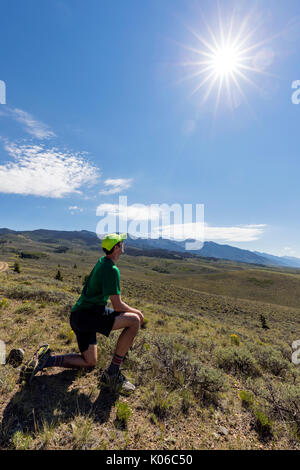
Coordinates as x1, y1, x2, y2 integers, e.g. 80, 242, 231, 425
6, 348, 25, 368
100, 370, 135, 395
18, 344, 50, 384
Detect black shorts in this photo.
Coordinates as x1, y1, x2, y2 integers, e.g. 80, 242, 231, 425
70, 305, 121, 353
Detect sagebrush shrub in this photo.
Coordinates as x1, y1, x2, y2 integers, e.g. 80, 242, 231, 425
196, 366, 227, 395
4, 285, 74, 304
253, 345, 289, 377
149, 335, 227, 405
216, 346, 260, 377
268, 383, 300, 431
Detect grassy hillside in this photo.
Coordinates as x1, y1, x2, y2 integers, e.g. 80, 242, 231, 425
1, 237, 300, 450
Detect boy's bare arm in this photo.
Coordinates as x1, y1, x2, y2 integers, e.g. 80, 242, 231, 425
110, 294, 141, 315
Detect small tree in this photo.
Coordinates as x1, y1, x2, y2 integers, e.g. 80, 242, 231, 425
13, 262, 21, 273
260, 314, 270, 330
55, 269, 63, 282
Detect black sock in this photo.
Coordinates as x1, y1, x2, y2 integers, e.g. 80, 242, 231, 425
107, 353, 124, 375
44, 355, 64, 368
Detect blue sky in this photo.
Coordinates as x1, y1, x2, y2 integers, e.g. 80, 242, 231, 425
0, 0, 300, 257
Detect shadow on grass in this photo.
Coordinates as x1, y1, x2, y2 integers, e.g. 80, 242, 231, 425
0, 369, 117, 447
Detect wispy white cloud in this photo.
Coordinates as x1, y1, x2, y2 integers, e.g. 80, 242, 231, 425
0, 141, 100, 198
68, 205, 84, 215
68, 205, 83, 212
204, 224, 266, 242
100, 178, 132, 195
281, 246, 298, 257
1, 107, 55, 139
151, 223, 265, 242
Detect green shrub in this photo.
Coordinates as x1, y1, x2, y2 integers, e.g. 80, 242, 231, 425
149, 335, 226, 404
150, 413, 159, 425
230, 334, 240, 346
13, 262, 21, 273
0, 297, 9, 309
269, 383, 300, 430
71, 415, 93, 450
253, 345, 289, 377
115, 401, 133, 429
216, 346, 260, 377
180, 389, 195, 414
254, 408, 273, 438
149, 384, 178, 420
238, 388, 272, 439
14, 303, 36, 315
239, 390, 254, 409
196, 366, 227, 397
152, 337, 194, 388
11, 431, 33, 450
152, 266, 170, 274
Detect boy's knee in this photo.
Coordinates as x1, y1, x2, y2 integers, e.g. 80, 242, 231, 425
85, 357, 97, 368
82, 349, 97, 368
130, 314, 141, 330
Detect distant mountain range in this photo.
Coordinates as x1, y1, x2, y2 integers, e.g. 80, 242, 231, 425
0, 227, 299, 269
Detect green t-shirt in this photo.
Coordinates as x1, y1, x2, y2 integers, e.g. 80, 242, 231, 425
71, 256, 120, 312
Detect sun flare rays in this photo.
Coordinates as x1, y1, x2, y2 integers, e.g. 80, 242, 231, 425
177, 9, 276, 110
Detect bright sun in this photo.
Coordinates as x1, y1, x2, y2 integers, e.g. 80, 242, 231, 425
212, 45, 240, 77
177, 10, 274, 110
